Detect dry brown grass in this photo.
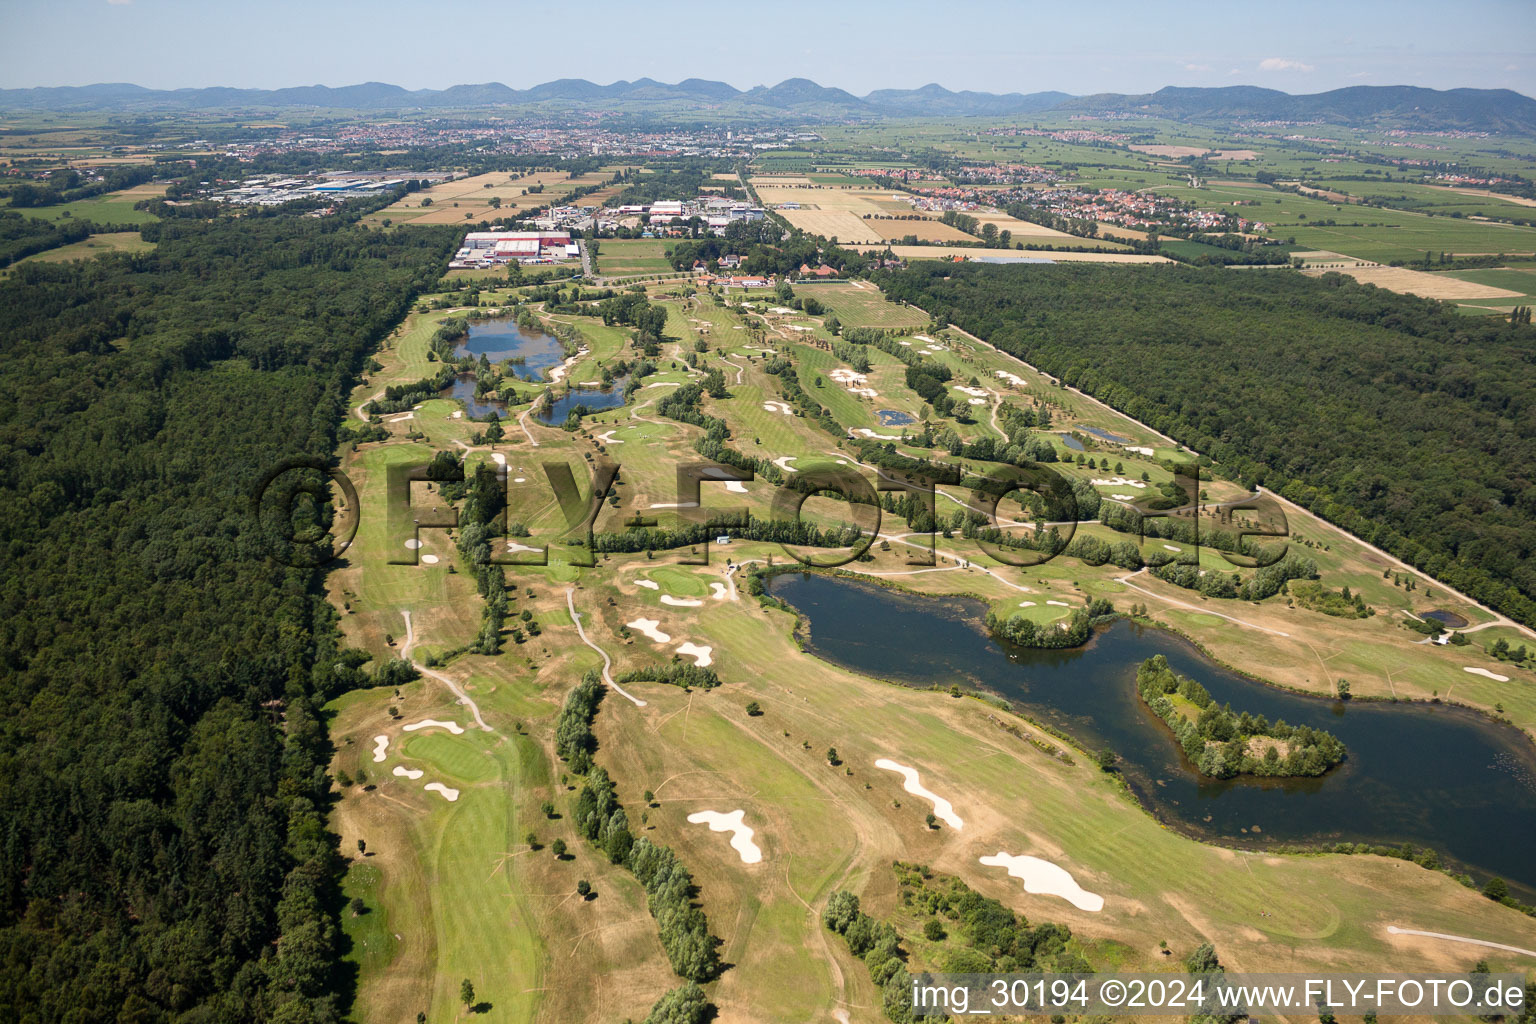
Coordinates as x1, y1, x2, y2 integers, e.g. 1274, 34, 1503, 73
779, 208, 883, 243
1306, 265, 1524, 300
870, 217, 977, 243
860, 244, 1171, 263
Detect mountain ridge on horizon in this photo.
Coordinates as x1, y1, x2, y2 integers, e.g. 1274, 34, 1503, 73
2, 78, 1533, 131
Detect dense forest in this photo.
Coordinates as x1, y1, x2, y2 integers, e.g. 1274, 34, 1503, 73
0, 209, 455, 1020
879, 263, 1536, 628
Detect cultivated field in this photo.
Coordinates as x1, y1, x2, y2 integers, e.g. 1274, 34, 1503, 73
13, 230, 153, 264
1307, 264, 1525, 300
594, 238, 674, 276
860, 244, 1171, 263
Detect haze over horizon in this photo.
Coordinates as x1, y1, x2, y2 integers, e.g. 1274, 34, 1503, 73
2, 0, 1532, 99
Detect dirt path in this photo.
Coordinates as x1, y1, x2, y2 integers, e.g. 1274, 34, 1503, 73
400, 610, 492, 731
1117, 569, 1291, 638
722, 358, 747, 385
564, 589, 647, 707
517, 406, 541, 446
1385, 925, 1536, 958
355, 387, 385, 422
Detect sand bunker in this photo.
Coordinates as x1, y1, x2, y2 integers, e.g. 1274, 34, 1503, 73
968, 398, 987, 406
425, 783, 460, 802
646, 381, 681, 389
983, 859, 1105, 914
710, 583, 729, 600
772, 456, 798, 473
513, 477, 527, 483
505, 540, 541, 553
628, 618, 671, 643
636, 579, 660, 590
676, 642, 714, 667
875, 759, 963, 829
995, 370, 1027, 387
421, 554, 440, 565
404, 539, 421, 550
724, 480, 748, 493
1046, 600, 1069, 607
763, 401, 793, 414
1127, 445, 1154, 456
596, 430, 623, 444
856, 428, 903, 440
829, 368, 869, 386
388, 412, 414, 423
403, 719, 465, 735
1019, 601, 1036, 607
490, 452, 505, 465
372, 735, 390, 762
661, 595, 704, 607
1091, 477, 1147, 488
980, 851, 1103, 912
1464, 666, 1510, 682
392, 766, 424, 780
1163, 544, 1181, 552
1113, 493, 1134, 499
451, 410, 463, 419
686, 809, 762, 863
954, 386, 989, 398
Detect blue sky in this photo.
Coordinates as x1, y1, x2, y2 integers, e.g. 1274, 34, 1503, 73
2, 0, 1532, 97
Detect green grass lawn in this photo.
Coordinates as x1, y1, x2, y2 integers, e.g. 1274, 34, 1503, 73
594, 239, 674, 276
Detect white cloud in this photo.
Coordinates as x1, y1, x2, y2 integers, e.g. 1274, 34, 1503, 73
1259, 57, 1315, 73
1348, 71, 1371, 79
1183, 63, 1212, 72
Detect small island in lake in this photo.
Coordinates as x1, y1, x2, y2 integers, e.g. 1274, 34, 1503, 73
1135, 655, 1346, 779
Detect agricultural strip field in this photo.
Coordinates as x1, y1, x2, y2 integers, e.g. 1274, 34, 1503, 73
861, 244, 1171, 263
1304, 265, 1525, 302
594, 239, 675, 276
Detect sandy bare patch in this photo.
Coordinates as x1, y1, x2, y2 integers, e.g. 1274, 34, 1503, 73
372, 735, 390, 762
980, 851, 1104, 912
627, 618, 671, 643
875, 759, 963, 829
686, 809, 762, 863
403, 719, 465, 735
1312, 265, 1522, 301
676, 642, 714, 667
1463, 666, 1510, 682
660, 595, 704, 608
392, 766, 423, 780
425, 782, 460, 802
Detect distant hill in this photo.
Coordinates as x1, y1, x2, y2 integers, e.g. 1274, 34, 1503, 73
0, 79, 1531, 131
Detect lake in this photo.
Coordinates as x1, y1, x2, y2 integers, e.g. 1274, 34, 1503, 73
1079, 424, 1132, 444
535, 378, 630, 424
444, 373, 507, 420
453, 317, 566, 382
878, 409, 916, 427
768, 571, 1536, 895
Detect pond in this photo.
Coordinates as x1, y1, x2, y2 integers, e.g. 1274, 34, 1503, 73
453, 317, 567, 382
1423, 609, 1470, 629
442, 373, 509, 420
1060, 433, 1086, 451
1079, 424, 1132, 444
768, 572, 1536, 896
877, 409, 916, 427
535, 378, 630, 424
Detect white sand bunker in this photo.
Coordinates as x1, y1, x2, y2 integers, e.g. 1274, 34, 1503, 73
829, 368, 869, 386
995, 370, 1027, 386
1046, 600, 1069, 607
686, 809, 762, 863
425, 783, 460, 802
388, 412, 414, 423
1464, 666, 1510, 682
724, 480, 748, 493
403, 719, 465, 735
404, 539, 421, 550
968, 398, 987, 406
451, 410, 463, 419
628, 618, 671, 643
505, 540, 540, 553
392, 766, 423, 780
980, 851, 1104, 912
1018, 601, 1036, 607
421, 554, 440, 565
636, 579, 660, 590
898, 340, 912, 346
490, 452, 505, 465
1128, 445, 1154, 456
513, 477, 527, 483
676, 642, 714, 667
661, 595, 704, 607
1092, 476, 1147, 489
763, 401, 792, 414
710, 583, 729, 600
372, 735, 390, 762
1112, 494, 1134, 500
875, 759, 963, 829
596, 430, 623, 444
1163, 544, 1181, 552
954, 385, 989, 398
772, 456, 798, 473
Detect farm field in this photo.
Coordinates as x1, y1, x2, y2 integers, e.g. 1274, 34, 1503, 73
1304, 264, 1526, 301
12, 230, 153, 264
9, 181, 165, 224
860, 244, 1170, 263
593, 238, 675, 276
365, 170, 611, 226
